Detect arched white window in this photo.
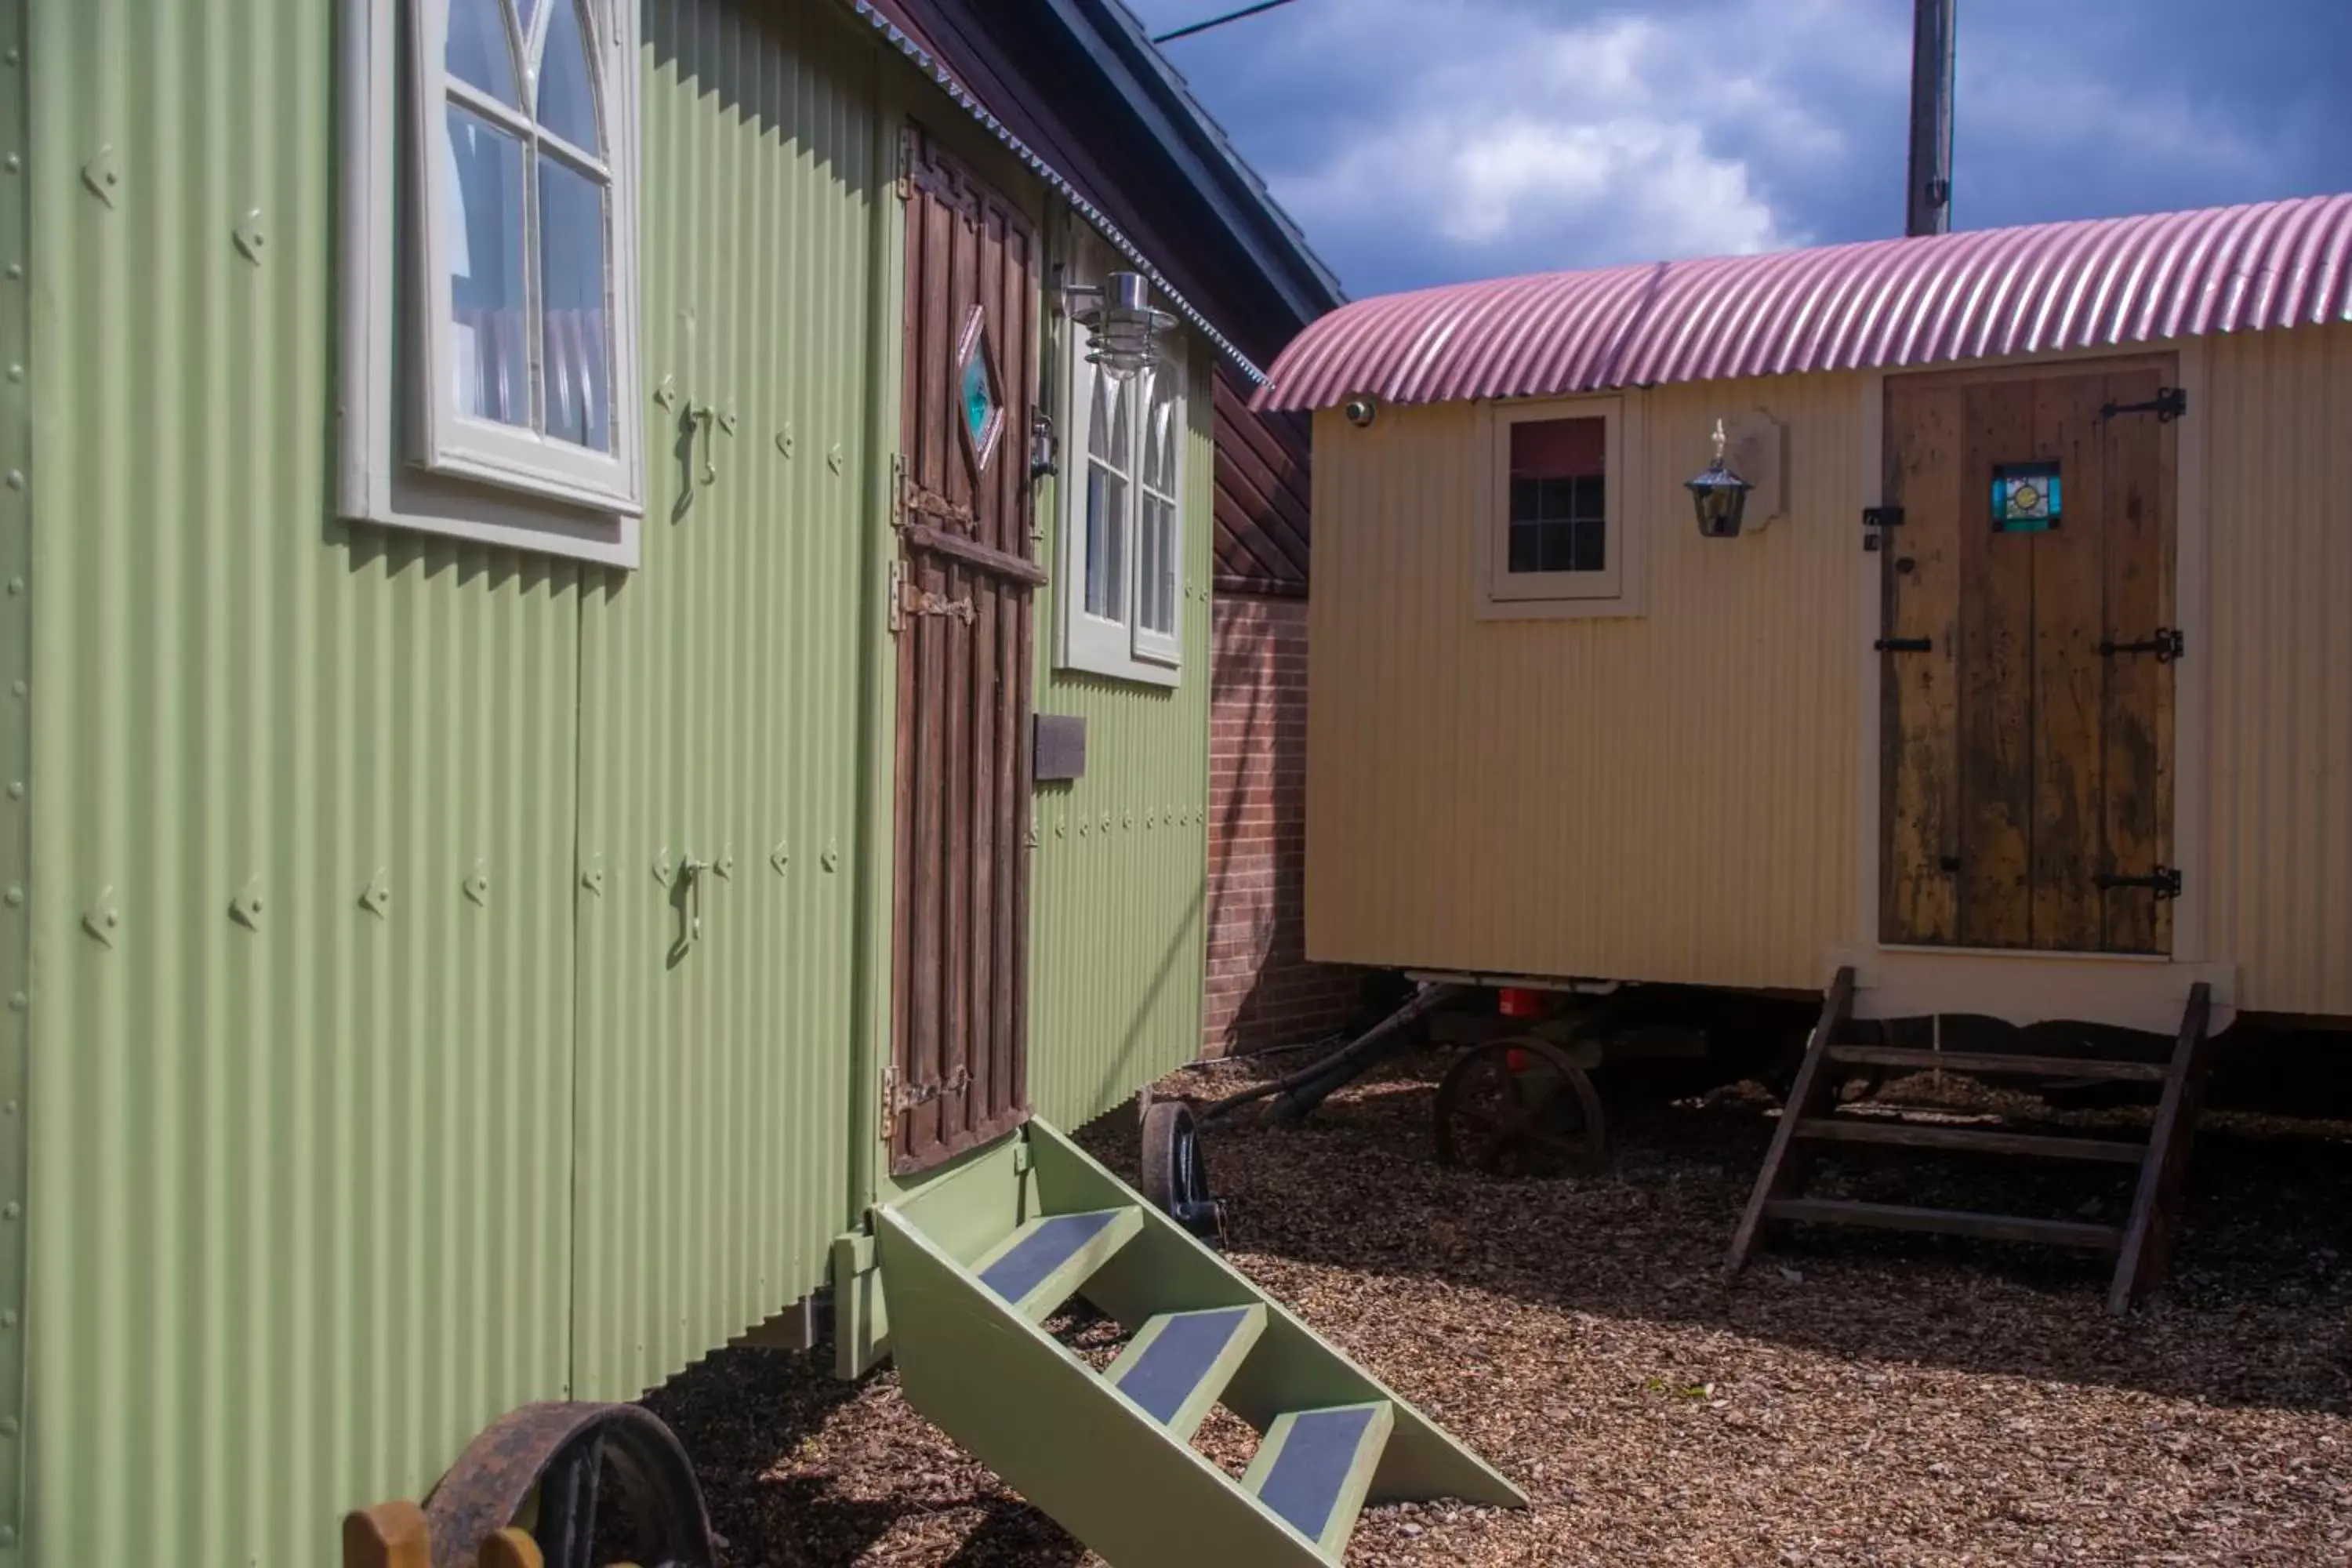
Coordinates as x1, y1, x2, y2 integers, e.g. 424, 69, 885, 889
1061, 289, 1187, 684
339, 0, 643, 563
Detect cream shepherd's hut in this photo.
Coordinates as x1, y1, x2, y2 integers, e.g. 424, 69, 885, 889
1255, 194, 2352, 1044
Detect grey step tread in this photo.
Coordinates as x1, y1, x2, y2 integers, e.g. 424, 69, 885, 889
1244, 1401, 1396, 1559
1764, 1197, 2123, 1250
1793, 1116, 2147, 1163
1104, 1305, 1266, 1443
971, 1207, 1143, 1322
1826, 1044, 2169, 1083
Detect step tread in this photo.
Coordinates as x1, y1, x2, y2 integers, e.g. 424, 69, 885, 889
1105, 1305, 1266, 1441
1245, 1401, 1395, 1558
1792, 1116, 2147, 1163
1764, 1197, 2123, 1250
973, 1207, 1142, 1321
1826, 1045, 2168, 1082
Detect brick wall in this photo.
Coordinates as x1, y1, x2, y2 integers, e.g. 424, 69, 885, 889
1205, 591, 1360, 1055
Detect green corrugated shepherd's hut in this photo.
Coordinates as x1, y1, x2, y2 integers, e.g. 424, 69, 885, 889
8, 0, 1513, 1563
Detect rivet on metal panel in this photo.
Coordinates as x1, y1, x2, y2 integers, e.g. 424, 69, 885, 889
4, 579, 20, 596
651, 848, 673, 887
3, 473, 19, 491
80, 887, 117, 948
358, 870, 391, 918
79, 145, 120, 206
2, 47, 17, 64
1145, 811, 1156, 829
1100, 813, 1112, 834
229, 879, 263, 931
769, 840, 789, 876
1054, 819, 1065, 838
1078, 819, 1089, 837
580, 852, 604, 896
1, 1203, 15, 1221
826, 443, 844, 475
1121, 811, 1132, 830
2, 887, 16, 908
3, 995, 18, 1013
9, 683, 21, 698
652, 374, 677, 411
821, 840, 839, 873
4, 365, 16, 382
713, 846, 734, 880
0, 1308, 13, 1326
464, 862, 491, 906
5, 782, 19, 799
232, 209, 266, 265
3, 266, 19, 281
0, 1414, 14, 1434
775, 423, 793, 459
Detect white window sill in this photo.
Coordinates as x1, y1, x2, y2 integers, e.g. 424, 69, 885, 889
1056, 636, 1181, 687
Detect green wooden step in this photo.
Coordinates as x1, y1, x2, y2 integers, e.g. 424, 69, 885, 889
971, 1207, 1143, 1323
1244, 1401, 1396, 1560
1105, 1305, 1265, 1443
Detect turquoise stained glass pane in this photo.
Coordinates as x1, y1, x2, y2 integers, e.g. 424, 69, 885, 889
962, 349, 997, 455
1992, 461, 2061, 533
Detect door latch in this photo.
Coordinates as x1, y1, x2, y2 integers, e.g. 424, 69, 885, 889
2098, 386, 2187, 423
1874, 636, 1933, 653
2094, 866, 2182, 901
1862, 505, 1904, 553
882, 1064, 972, 1138
2097, 626, 2183, 662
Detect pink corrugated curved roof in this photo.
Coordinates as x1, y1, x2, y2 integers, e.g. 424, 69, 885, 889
1253, 194, 2352, 412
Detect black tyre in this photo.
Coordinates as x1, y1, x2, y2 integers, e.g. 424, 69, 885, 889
1140, 1098, 1223, 1244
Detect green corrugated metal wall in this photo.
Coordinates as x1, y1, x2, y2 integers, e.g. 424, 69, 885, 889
1025, 336, 1213, 1131
570, 0, 875, 1406
23, 0, 1214, 1559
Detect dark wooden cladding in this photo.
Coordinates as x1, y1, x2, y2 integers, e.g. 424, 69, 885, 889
1212, 362, 1312, 592
1879, 358, 2176, 955
891, 128, 1040, 1175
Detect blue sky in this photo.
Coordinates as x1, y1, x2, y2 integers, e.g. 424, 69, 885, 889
1127, 0, 2352, 299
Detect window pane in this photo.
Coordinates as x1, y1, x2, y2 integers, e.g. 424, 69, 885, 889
517, 0, 542, 39
1570, 517, 1607, 573
1508, 521, 1541, 574
1143, 495, 1178, 635
537, 0, 601, 154
447, 0, 519, 105
444, 103, 530, 428
1574, 474, 1606, 521
1086, 463, 1126, 622
539, 158, 610, 450
1086, 368, 1120, 465
1142, 368, 1178, 493
1508, 416, 1606, 479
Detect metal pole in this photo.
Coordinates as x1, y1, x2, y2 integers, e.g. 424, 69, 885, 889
1905, 0, 1956, 237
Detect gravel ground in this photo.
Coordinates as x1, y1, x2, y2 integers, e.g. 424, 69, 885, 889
646, 1051, 2352, 1566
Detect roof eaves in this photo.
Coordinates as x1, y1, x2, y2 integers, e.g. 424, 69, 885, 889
847, 0, 1271, 384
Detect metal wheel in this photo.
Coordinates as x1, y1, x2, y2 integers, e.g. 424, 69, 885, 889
1433, 1036, 1606, 1176
1140, 1098, 1224, 1244
424, 1402, 717, 1568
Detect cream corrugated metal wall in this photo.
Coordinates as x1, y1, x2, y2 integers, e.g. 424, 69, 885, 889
569, 1, 874, 1402
1306, 376, 1865, 992
27, 0, 887, 1563
2203, 322, 2352, 1017
1025, 336, 1212, 1129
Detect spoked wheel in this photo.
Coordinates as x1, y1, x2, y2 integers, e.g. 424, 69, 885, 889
1140, 1098, 1225, 1245
1433, 1036, 1606, 1176
424, 1402, 717, 1568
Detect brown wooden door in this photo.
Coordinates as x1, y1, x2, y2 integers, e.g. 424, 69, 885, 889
1880, 361, 2177, 955
887, 129, 1044, 1174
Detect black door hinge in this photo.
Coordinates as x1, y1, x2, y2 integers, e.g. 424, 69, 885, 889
2094, 866, 2183, 901
2098, 386, 2187, 423
1863, 505, 1904, 553
2097, 626, 2183, 662
1875, 637, 1933, 652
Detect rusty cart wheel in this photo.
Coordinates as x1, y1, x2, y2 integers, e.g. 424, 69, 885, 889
1433, 1036, 1606, 1176
1141, 1098, 1225, 1245
424, 1402, 717, 1568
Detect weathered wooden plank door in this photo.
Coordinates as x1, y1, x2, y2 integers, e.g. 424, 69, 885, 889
888, 129, 1044, 1174
1880, 361, 2177, 954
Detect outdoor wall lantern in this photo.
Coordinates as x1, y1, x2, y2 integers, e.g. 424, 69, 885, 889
1062, 270, 1178, 380
1686, 418, 1756, 539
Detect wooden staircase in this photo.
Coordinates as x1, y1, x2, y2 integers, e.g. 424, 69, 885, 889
875, 1120, 1524, 1566
1726, 967, 2217, 1314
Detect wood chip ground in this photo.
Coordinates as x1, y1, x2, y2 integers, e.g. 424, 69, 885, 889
645, 1054, 2352, 1565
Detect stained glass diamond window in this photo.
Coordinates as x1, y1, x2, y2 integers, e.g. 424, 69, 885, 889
955, 306, 1005, 472
1992, 460, 2061, 533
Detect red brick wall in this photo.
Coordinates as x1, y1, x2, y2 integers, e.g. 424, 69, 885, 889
1205, 592, 1359, 1055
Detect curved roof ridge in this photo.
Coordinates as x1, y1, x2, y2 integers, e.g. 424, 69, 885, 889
1253, 193, 2352, 412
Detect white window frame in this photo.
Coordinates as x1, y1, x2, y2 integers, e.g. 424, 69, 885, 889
1058, 304, 1187, 686
338, 0, 644, 567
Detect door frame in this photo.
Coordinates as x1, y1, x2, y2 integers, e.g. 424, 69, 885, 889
1845, 339, 2230, 1028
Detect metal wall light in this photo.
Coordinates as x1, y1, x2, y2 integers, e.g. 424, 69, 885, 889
1062, 270, 1177, 380
1685, 417, 1755, 539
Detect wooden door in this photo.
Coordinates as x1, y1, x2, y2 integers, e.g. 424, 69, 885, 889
1879, 361, 2177, 954
888, 129, 1044, 1174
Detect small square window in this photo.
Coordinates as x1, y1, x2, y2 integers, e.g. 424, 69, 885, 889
1484, 400, 1629, 614
1992, 460, 2061, 533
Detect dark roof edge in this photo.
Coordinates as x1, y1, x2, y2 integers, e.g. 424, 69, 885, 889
848, 0, 1271, 384
1063, 0, 1347, 320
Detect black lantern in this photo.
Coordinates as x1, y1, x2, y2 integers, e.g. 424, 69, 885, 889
1685, 418, 1755, 539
